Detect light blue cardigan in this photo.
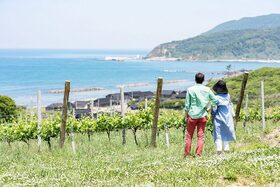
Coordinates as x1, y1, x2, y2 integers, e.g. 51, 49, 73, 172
211, 93, 236, 142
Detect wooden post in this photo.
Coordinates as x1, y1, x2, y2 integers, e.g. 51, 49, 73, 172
144, 97, 148, 110
120, 86, 126, 145
235, 72, 249, 123
110, 98, 113, 115
60, 81, 70, 148
50, 114, 53, 123
30, 96, 34, 118
165, 125, 170, 147
19, 112, 23, 121
25, 109, 28, 124
112, 97, 116, 113
144, 97, 149, 146
97, 99, 100, 119
243, 94, 249, 128
71, 108, 76, 153
90, 100, 94, 118
261, 81, 265, 130
37, 90, 42, 152
150, 78, 163, 147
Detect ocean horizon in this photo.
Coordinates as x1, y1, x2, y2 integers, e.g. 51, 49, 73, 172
1, 49, 280, 107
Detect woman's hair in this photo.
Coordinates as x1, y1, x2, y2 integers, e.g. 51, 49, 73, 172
213, 80, 228, 94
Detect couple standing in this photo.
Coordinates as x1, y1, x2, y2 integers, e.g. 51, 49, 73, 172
184, 73, 236, 156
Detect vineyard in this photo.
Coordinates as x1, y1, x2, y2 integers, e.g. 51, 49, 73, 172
0, 67, 280, 186
0, 106, 279, 149
0, 108, 180, 148
0, 116, 279, 186
0, 103, 280, 186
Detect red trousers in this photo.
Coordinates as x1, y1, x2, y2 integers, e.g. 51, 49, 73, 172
184, 116, 207, 156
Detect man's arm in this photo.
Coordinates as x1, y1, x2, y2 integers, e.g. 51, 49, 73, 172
184, 90, 191, 112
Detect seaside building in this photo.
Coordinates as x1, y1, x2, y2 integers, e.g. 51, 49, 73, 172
74, 109, 92, 119
125, 91, 154, 101
176, 91, 187, 99
161, 90, 177, 99
94, 98, 112, 107
73, 101, 91, 110
46, 103, 63, 111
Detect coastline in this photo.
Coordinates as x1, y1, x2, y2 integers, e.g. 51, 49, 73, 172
145, 57, 280, 63
42, 70, 244, 113
206, 59, 280, 63
2, 50, 280, 107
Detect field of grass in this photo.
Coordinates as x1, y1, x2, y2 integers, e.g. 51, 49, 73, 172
208, 67, 280, 108
0, 121, 279, 186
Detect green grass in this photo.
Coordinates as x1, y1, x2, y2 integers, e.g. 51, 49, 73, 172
0, 121, 279, 186
154, 67, 280, 111
208, 67, 280, 108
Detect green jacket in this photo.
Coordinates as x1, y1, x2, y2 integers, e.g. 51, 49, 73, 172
185, 84, 217, 119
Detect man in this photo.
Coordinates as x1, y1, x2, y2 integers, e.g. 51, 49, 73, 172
184, 72, 217, 157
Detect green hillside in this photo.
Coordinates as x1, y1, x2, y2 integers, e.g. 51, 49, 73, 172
206, 14, 280, 34
147, 28, 280, 60
147, 14, 280, 60
208, 67, 280, 107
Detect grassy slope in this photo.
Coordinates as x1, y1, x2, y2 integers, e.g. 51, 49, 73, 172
147, 28, 280, 60
208, 67, 280, 107
160, 67, 280, 110
0, 121, 279, 186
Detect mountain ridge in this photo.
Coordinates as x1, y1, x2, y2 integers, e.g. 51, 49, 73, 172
147, 14, 280, 60
205, 14, 280, 34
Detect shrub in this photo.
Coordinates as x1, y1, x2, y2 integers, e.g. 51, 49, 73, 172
0, 95, 18, 122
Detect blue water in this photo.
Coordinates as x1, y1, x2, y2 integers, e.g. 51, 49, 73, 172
0, 49, 279, 106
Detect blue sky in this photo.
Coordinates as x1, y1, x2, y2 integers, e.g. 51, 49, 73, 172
0, 0, 279, 50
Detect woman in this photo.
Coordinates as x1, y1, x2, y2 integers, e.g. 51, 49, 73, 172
211, 80, 236, 154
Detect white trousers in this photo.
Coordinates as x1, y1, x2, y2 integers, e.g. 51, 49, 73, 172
215, 139, 229, 151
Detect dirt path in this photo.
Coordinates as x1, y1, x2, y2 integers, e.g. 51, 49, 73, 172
263, 126, 280, 147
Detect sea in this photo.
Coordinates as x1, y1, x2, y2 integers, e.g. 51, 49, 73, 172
0, 49, 280, 106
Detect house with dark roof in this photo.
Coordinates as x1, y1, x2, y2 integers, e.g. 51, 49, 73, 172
46, 102, 75, 111
128, 91, 154, 99
46, 103, 63, 111
176, 91, 187, 99
73, 101, 90, 110
126, 91, 141, 99
130, 104, 139, 110
94, 97, 115, 107
161, 90, 177, 99
74, 109, 92, 119
106, 93, 131, 101
106, 93, 120, 100
141, 91, 154, 98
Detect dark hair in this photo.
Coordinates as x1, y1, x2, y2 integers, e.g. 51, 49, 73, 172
195, 73, 204, 84
213, 80, 228, 94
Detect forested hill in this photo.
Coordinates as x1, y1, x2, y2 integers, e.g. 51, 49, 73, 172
206, 14, 280, 34
147, 14, 280, 60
